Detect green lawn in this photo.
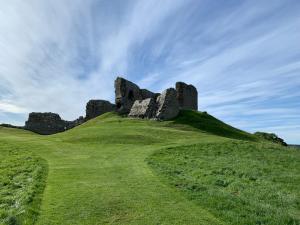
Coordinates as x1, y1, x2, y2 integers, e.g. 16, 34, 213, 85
0, 130, 47, 225
0, 111, 299, 225
147, 141, 300, 225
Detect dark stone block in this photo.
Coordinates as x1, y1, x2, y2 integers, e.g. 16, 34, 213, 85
156, 88, 179, 120
25, 112, 68, 135
115, 77, 142, 114
86, 100, 115, 120
176, 82, 198, 110
140, 89, 157, 99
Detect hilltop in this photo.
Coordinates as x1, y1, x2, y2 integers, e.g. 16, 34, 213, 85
0, 110, 299, 225
0, 77, 298, 225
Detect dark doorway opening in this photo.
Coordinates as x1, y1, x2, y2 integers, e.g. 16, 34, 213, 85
128, 90, 134, 101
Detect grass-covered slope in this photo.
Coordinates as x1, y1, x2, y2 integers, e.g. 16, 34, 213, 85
172, 110, 256, 141
0, 128, 47, 225
0, 111, 299, 225
147, 141, 300, 225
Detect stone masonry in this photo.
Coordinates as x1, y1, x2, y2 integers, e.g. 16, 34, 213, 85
123, 79, 198, 120
140, 89, 158, 99
115, 77, 142, 114
114, 77, 157, 114
155, 88, 179, 120
9, 76, 199, 135
128, 98, 157, 119
25, 112, 69, 135
176, 82, 198, 110
86, 100, 115, 120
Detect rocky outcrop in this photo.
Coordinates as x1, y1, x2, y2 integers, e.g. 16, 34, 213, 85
156, 88, 179, 120
128, 98, 157, 119
176, 82, 198, 110
25, 112, 69, 135
86, 100, 115, 120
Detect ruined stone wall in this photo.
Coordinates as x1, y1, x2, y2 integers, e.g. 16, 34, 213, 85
24, 99, 116, 135
128, 88, 180, 121
25, 112, 69, 135
115, 77, 142, 114
140, 89, 157, 99
25, 113, 86, 135
66, 116, 85, 129
86, 100, 115, 120
155, 88, 179, 120
128, 98, 157, 119
8, 76, 199, 135
114, 77, 158, 114
117, 78, 199, 120
176, 82, 198, 110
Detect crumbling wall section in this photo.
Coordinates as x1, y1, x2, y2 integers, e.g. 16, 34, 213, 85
86, 100, 115, 120
156, 88, 180, 120
12, 77, 199, 135
128, 98, 157, 119
115, 77, 142, 114
176, 82, 198, 110
25, 112, 69, 135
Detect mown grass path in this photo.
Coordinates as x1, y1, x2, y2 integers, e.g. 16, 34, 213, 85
3, 111, 290, 225
31, 114, 228, 225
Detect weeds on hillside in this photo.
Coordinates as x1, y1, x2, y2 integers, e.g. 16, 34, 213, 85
0, 143, 47, 225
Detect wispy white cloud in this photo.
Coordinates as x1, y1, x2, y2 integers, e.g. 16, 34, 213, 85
0, 100, 27, 114
0, 0, 96, 118
0, 0, 184, 119
0, 0, 299, 143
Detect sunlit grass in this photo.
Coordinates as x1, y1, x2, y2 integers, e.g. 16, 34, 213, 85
147, 141, 300, 225
0, 111, 298, 225
0, 141, 47, 225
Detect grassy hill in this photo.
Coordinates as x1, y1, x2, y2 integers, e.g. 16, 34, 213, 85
0, 111, 299, 225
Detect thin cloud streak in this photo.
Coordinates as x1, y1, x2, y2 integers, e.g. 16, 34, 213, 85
0, 0, 299, 143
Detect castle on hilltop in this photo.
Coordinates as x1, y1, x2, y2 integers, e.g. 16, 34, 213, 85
23, 77, 198, 135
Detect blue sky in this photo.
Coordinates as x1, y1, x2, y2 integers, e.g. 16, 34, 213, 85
0, 0, 299, 143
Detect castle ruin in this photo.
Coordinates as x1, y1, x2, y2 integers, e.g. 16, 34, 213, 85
25, 112, 84, 135
176, 82, 198, 110
86, 100, 115, 120
114, 77, 158, 114
21, 77, 198, 134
